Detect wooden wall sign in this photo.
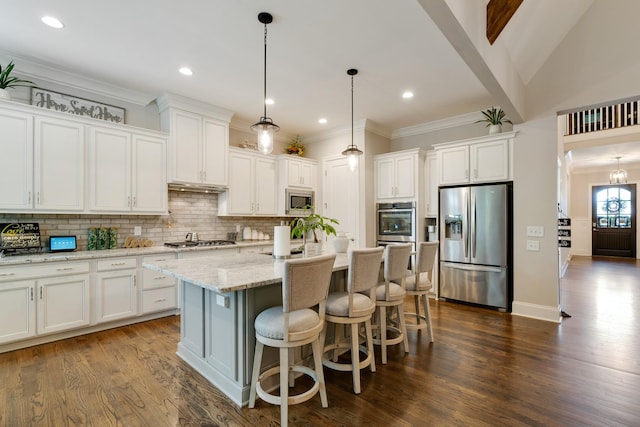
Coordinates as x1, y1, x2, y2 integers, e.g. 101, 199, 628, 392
31, 88, 125, 124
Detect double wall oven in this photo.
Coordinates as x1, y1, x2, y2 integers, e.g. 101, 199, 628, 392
376, 202, 416, 251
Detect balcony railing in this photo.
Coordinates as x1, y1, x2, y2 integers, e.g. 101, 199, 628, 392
564, 98, 640, 136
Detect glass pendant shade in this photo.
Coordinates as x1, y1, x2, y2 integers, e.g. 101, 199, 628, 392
252, 12, 278, 155
343, 68, 362, 171
609, 157, 628, 184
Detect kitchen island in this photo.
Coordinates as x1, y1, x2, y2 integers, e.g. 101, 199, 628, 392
142, 251, 350, 406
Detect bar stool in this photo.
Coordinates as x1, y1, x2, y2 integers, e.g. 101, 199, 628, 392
404, 241, 438, 342
321, 246, 384, 394
248, 253, 336, 427
372, 243, 412, 364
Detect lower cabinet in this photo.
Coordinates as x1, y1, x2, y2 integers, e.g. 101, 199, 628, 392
94, 257, 138, 324
38, 275, 91, 335
140, 254, 177, 313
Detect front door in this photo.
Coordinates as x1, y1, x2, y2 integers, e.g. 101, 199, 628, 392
592, 184, 636, 257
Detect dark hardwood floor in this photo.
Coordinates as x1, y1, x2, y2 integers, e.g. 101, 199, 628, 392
1, 255, 639, 426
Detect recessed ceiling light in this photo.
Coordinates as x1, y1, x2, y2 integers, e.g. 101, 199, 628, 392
265, 98, 274, 105
41, 16, 64, 29
402, 91, 414, 99
318, 118, 327, 124
179, 67, 193, 76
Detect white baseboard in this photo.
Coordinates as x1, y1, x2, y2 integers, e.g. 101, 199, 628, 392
512, 301, 561, 323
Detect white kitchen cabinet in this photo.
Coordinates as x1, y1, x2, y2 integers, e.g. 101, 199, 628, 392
94, 257, 138, 323
375, 149, 421, 200
279, 156, 317, 190
0, 261, 91, 344
0, 109, 84, 212
434, 132, 516, 186
140, 254, 177, 314
425, 151, 438, 217
218, 148, 277, 216
157, 94, 233, 188
89, 126, 167, 214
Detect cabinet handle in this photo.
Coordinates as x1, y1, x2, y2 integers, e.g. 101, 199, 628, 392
0, 272, 15, 277
28, 191, 31, 204
134, 276, 137, 287
37, 192, 40, 204
30, 287, 34, 301
154, 276, 166, 280
111, 262, 126, 266
133, 196, 137, 207
56, 267, 74, 271
128, 196, 131, 207
153, 298, 167, 303
473, 169, 478, 179
40, 287, 43, 300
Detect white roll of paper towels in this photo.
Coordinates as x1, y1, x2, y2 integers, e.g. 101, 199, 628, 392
273, 225, 291, 258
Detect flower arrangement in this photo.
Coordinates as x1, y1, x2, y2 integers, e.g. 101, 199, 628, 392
285, 135, 304, 156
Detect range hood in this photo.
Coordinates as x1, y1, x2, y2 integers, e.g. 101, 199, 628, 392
168, 183, 227, 194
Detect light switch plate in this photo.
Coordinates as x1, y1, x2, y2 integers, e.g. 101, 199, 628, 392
526, 226, 544, 237
526, 240, 540, 251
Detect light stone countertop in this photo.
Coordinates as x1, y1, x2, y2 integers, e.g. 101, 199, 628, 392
0, 240, 284, 266
142, 250, 350, 294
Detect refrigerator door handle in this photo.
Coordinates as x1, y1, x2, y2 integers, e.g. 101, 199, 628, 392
443, 263, 504, 273
472, 191, 477, 259
464, 191, 469, 259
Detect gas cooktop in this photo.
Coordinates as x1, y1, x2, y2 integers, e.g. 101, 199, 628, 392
164, 240, 236, 248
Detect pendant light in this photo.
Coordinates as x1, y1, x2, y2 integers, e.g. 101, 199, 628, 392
609, 156, 628, 184
342, 68, 363, 171
251, 12, 279, 154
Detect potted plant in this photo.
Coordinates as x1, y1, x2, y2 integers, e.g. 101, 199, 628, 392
476, 107, 512, 134
290, 206, 339, 255
0, 61, 35, 101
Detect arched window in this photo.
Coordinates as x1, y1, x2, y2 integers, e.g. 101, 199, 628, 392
595, 187, 632, 228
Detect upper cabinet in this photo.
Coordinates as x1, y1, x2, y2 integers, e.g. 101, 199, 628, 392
434, 131, 516, 186
278, 155, 317, 190
425, 151, 438, 217
157, 93, 234, 189
88, 126, 167, 214
218, 148, 277, 216
374, 149, 423, 201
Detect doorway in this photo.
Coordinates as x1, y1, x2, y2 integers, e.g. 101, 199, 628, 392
591, 184, 636, 257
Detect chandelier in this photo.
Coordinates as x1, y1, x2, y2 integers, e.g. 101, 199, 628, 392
609, 156, 627, 184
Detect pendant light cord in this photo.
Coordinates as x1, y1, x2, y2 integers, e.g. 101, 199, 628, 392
351, 73, 354, 149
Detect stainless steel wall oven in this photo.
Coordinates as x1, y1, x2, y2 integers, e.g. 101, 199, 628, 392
376, 201, 416, 243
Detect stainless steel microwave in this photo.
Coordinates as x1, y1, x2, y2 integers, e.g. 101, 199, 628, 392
286, 189, 314, 215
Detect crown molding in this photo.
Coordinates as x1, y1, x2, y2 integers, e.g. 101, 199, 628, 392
302, 119, 390, 144
391, 111, 484, 139
1, 51, 155, 106
156, 92, 235, 122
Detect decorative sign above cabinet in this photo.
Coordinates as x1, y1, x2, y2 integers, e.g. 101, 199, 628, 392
30, 88, 125, 124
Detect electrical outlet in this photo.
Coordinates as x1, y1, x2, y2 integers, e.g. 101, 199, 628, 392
134, 226, 142, 236
216, 294, 229, 308
526, 226, 544, 237
526, 240, 540, 251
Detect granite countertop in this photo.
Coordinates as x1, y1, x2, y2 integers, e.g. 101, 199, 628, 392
142, 250, 349, 293
0, 240, 280, 266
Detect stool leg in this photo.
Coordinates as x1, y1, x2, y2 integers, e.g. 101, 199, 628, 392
288, 348, 295, 387
365, 318, 376, 373
414, 295, 422, 325
379, 306, 387, 364
350, 322, 361, 394
423, 293, 434, 342
311, 337, 329, 408
397, 303, 409, 354
279, 347, 289, 426
249, 341, 264, 408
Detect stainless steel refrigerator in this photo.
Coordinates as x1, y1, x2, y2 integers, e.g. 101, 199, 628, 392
439, 183, 512, 311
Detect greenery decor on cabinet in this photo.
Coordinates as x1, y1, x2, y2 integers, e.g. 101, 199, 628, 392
0, 61, 35, 101
476, 107, 512, 134
285, 135, 305, 156
290, 207, 339, 243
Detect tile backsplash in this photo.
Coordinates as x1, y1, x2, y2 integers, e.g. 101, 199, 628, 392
1, 191, 288, 251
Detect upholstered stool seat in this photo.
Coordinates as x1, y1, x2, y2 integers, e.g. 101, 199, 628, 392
321, 247, 383, 394
404, 241, 438, 342
249, 253, 336, 427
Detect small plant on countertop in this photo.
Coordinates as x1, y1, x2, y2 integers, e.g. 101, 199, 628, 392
290, 206, 339, 243
0, 61, 35, 89
476, 107, 512, 126
285, 135, 305, 156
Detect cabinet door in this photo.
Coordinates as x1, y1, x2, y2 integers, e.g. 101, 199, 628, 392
202, 118, 227, 186
394, 155, 415, 198
287, 159, 316, 189
89, 127, 132, 211
226, 152, 254, 214
131, 134, 167, 213
471, 139, 509, 183
171, 110, 202, 184
439, 146, 469, 185
0, 110, 33, 210
0, 281, 36, 344
254, 157, 277, 215
34, 117, 85, 211
37, 274, 90, 334
375, 157, 395, 199
425, 152, 438, 216
94, 270, 137, 323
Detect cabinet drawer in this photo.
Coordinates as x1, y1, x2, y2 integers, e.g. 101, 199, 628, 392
141, 269, 175, 290
96, 257, 137, 272
141, 287, 176, 314
0, 261, 90, 282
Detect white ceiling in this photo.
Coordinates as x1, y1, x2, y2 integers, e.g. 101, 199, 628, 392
1, 0, 636, 170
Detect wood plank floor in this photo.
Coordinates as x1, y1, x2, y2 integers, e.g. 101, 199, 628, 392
1, 255, 639, 426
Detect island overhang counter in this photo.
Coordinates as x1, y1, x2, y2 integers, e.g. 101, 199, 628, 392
142, 251, 350, 406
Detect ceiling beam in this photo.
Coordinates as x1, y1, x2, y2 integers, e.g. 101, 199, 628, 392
487, 0, 524, 45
